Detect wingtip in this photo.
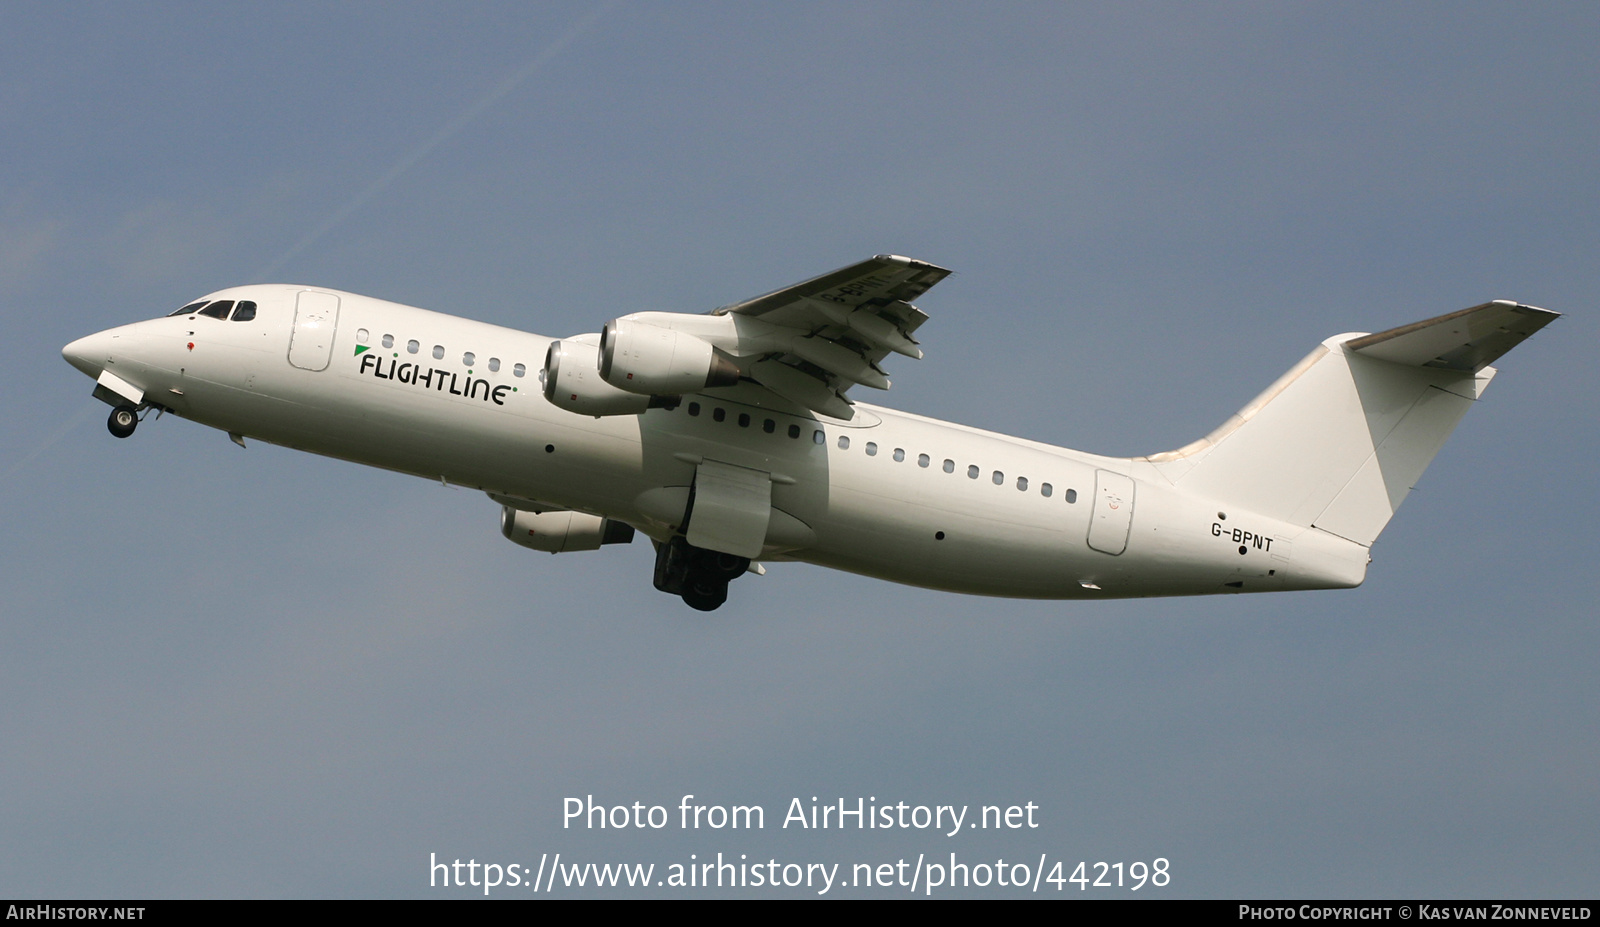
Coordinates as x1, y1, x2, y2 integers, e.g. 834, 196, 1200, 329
874, 253, 953, 275
1512, 301, 1561, 320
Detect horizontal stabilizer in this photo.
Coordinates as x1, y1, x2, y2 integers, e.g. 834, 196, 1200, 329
1347, 301, 1559, 372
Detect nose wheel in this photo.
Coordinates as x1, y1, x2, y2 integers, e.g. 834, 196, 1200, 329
107, 405, 138, 438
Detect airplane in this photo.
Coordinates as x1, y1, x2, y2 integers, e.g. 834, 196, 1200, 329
61, 254, 1558, 611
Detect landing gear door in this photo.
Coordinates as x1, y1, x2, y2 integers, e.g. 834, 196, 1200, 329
686, 459, 772, 559
1087, 469, 1135, 555
288, 290, 340, 371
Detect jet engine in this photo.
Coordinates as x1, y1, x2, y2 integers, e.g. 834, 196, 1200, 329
542, 339, 655, 416
600, 318, 741, 395
499, 506, 635, 553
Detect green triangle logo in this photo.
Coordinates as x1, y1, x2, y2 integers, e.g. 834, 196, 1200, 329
354, 344, 370, 355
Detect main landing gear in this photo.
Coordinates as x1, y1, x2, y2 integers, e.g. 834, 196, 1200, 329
653, 536, 750, 612
107, 405, 139, 439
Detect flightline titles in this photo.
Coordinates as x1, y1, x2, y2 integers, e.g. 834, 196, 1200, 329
563, 795, 1040, 837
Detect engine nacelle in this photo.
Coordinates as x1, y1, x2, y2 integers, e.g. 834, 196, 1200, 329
543, 339, 653, 416
600, 319, 741, 395
499, 506, 635, 553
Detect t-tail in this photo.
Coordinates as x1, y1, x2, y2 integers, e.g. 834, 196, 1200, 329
1142, 300, 1559, 583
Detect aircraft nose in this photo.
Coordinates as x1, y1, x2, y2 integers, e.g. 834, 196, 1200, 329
62, 329, 115, 378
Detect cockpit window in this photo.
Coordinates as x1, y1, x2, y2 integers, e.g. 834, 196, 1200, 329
198, 300, 234, 320
231, 301, 257, 322
168, 301, 208, 317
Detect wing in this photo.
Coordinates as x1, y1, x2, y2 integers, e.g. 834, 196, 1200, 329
713, 254, 952, 419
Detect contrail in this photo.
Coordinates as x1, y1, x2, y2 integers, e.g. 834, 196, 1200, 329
4, 403, 95, 478
23, 7, 616, 478
252, 1, 616, 282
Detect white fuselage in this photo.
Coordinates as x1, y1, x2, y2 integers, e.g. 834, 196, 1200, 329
63, 285, 1369, 600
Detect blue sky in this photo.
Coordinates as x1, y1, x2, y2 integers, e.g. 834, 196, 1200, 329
3, 2, 1596, 897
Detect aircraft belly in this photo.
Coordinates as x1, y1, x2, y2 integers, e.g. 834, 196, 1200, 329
794, 476, 1075, 597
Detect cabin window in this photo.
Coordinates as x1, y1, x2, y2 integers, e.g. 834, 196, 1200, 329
356, 328, 370, 342
513, 363, 525, 377
968, 465, 979, 479
837, 435, 850, 450
1016, 476, 1028, 491
230, 301, 257, 322
1065, 488, 1078, 503
763, 418, 776, 434
944, 459, 955, 473
407, 340, 420, 354
1041, 482, 1053, 497
199, 300, 233, 320
918, 453, 930, 468
432, 345, 445, 360
737, 413, 750, 428
487, 357, 500, 372
813, 430, 825, 445
893, 448, 905, 462
992, 470, 1005, 485
463, 351, 475, 366
865, 442, 878, 456
713, 407, 726, 422
687, 402, 701, 416
382, 334, 395, 349
169, 301, 207, 317
788, 424, 801, 439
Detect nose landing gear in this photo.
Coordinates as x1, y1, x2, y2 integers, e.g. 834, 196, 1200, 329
653, 536, 751, 612
107, 405, 139, 439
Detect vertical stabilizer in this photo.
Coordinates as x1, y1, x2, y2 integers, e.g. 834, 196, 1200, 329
1144, 302, 1557, 547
